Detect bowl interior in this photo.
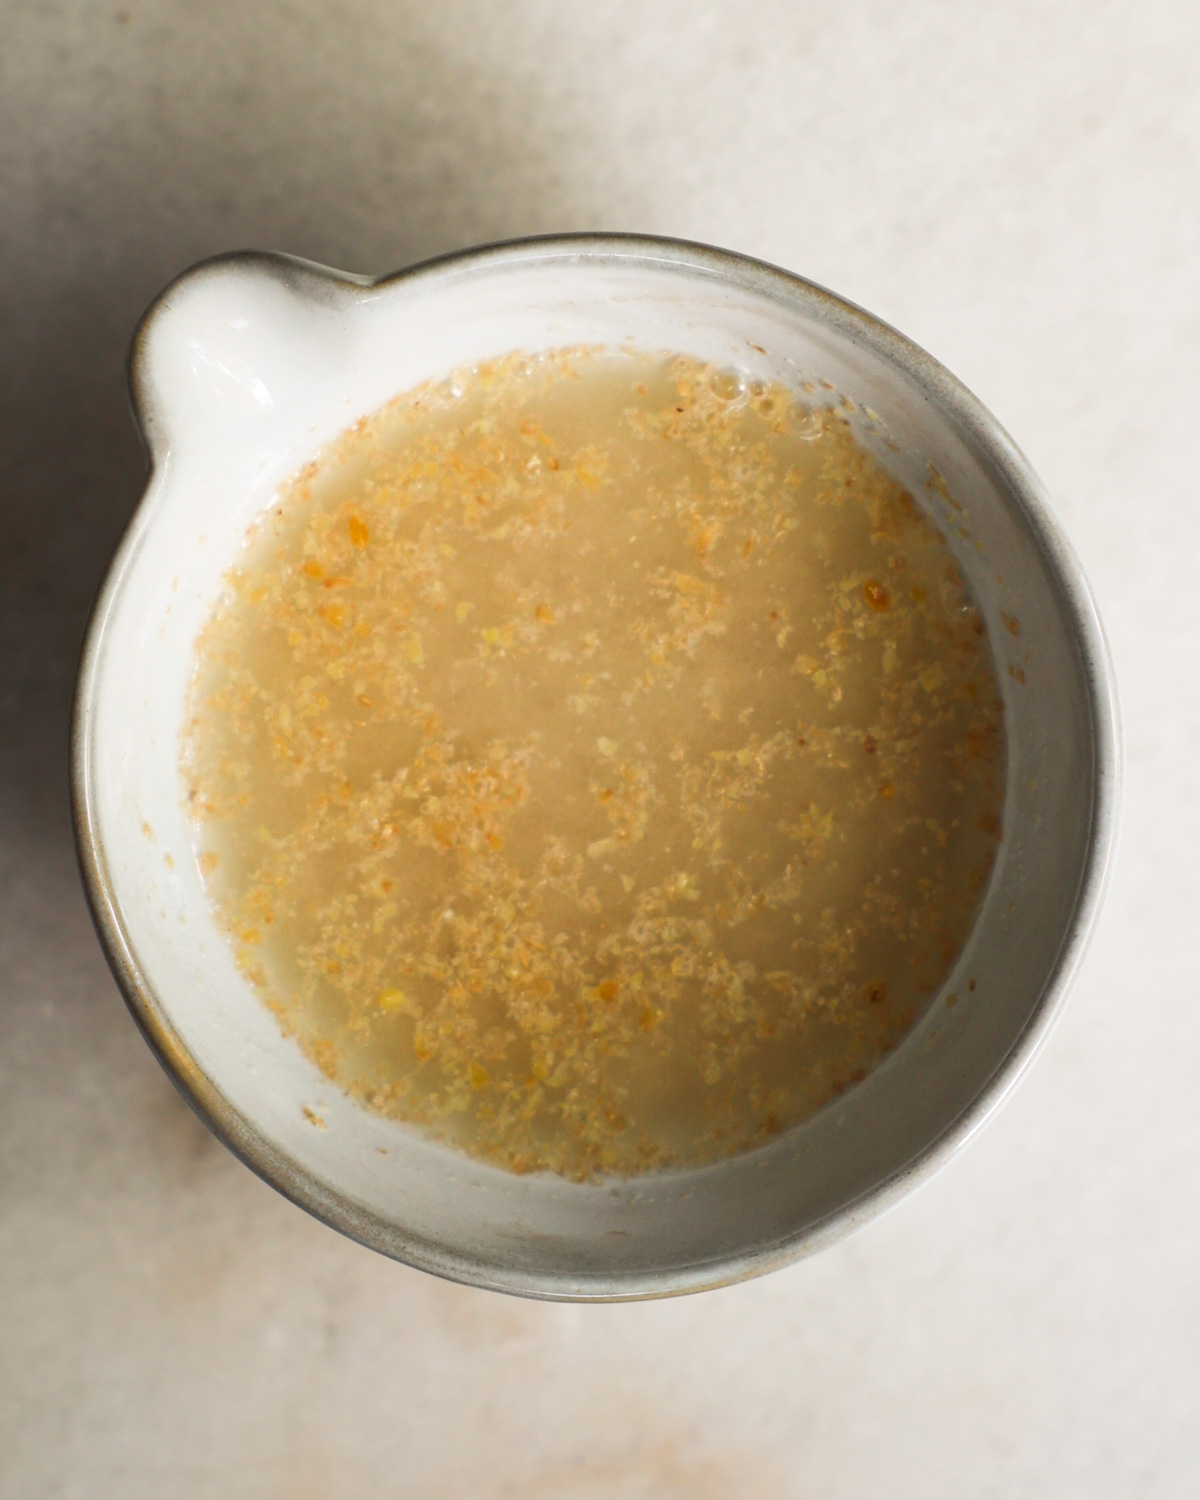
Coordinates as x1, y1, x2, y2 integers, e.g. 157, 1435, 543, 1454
76, 242, 1112, 1297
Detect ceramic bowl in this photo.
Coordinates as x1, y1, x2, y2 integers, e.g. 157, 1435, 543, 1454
72, 235, 1120, 1299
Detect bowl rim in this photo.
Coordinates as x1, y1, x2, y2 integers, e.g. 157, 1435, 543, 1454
70, 231, 1123, 1301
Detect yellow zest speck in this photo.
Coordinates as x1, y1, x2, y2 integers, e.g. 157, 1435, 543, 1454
694, 523, 720, 556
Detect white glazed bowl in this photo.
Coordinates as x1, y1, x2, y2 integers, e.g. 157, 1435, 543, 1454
72, 236, 1120, 1299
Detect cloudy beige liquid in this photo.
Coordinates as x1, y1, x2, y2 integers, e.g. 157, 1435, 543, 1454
183, 349, 1004, 1181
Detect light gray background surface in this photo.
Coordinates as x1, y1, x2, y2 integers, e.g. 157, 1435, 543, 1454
2, 3, 1197, 1496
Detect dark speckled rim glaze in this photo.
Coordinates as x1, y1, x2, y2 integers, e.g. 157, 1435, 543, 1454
71, 234, 1122, 1300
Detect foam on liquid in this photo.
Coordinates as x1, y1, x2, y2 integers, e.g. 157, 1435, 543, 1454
183, 349, 1004, 1180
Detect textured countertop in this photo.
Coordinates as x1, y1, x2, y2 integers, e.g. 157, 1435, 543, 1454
2, 3, 1198, 1495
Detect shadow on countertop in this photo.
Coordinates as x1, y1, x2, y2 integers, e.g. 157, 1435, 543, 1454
0, 0, 644, 1295
0, 0, 638, 864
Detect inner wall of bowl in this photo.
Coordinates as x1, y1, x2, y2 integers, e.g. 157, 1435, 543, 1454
88, 250, 1095, 1292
